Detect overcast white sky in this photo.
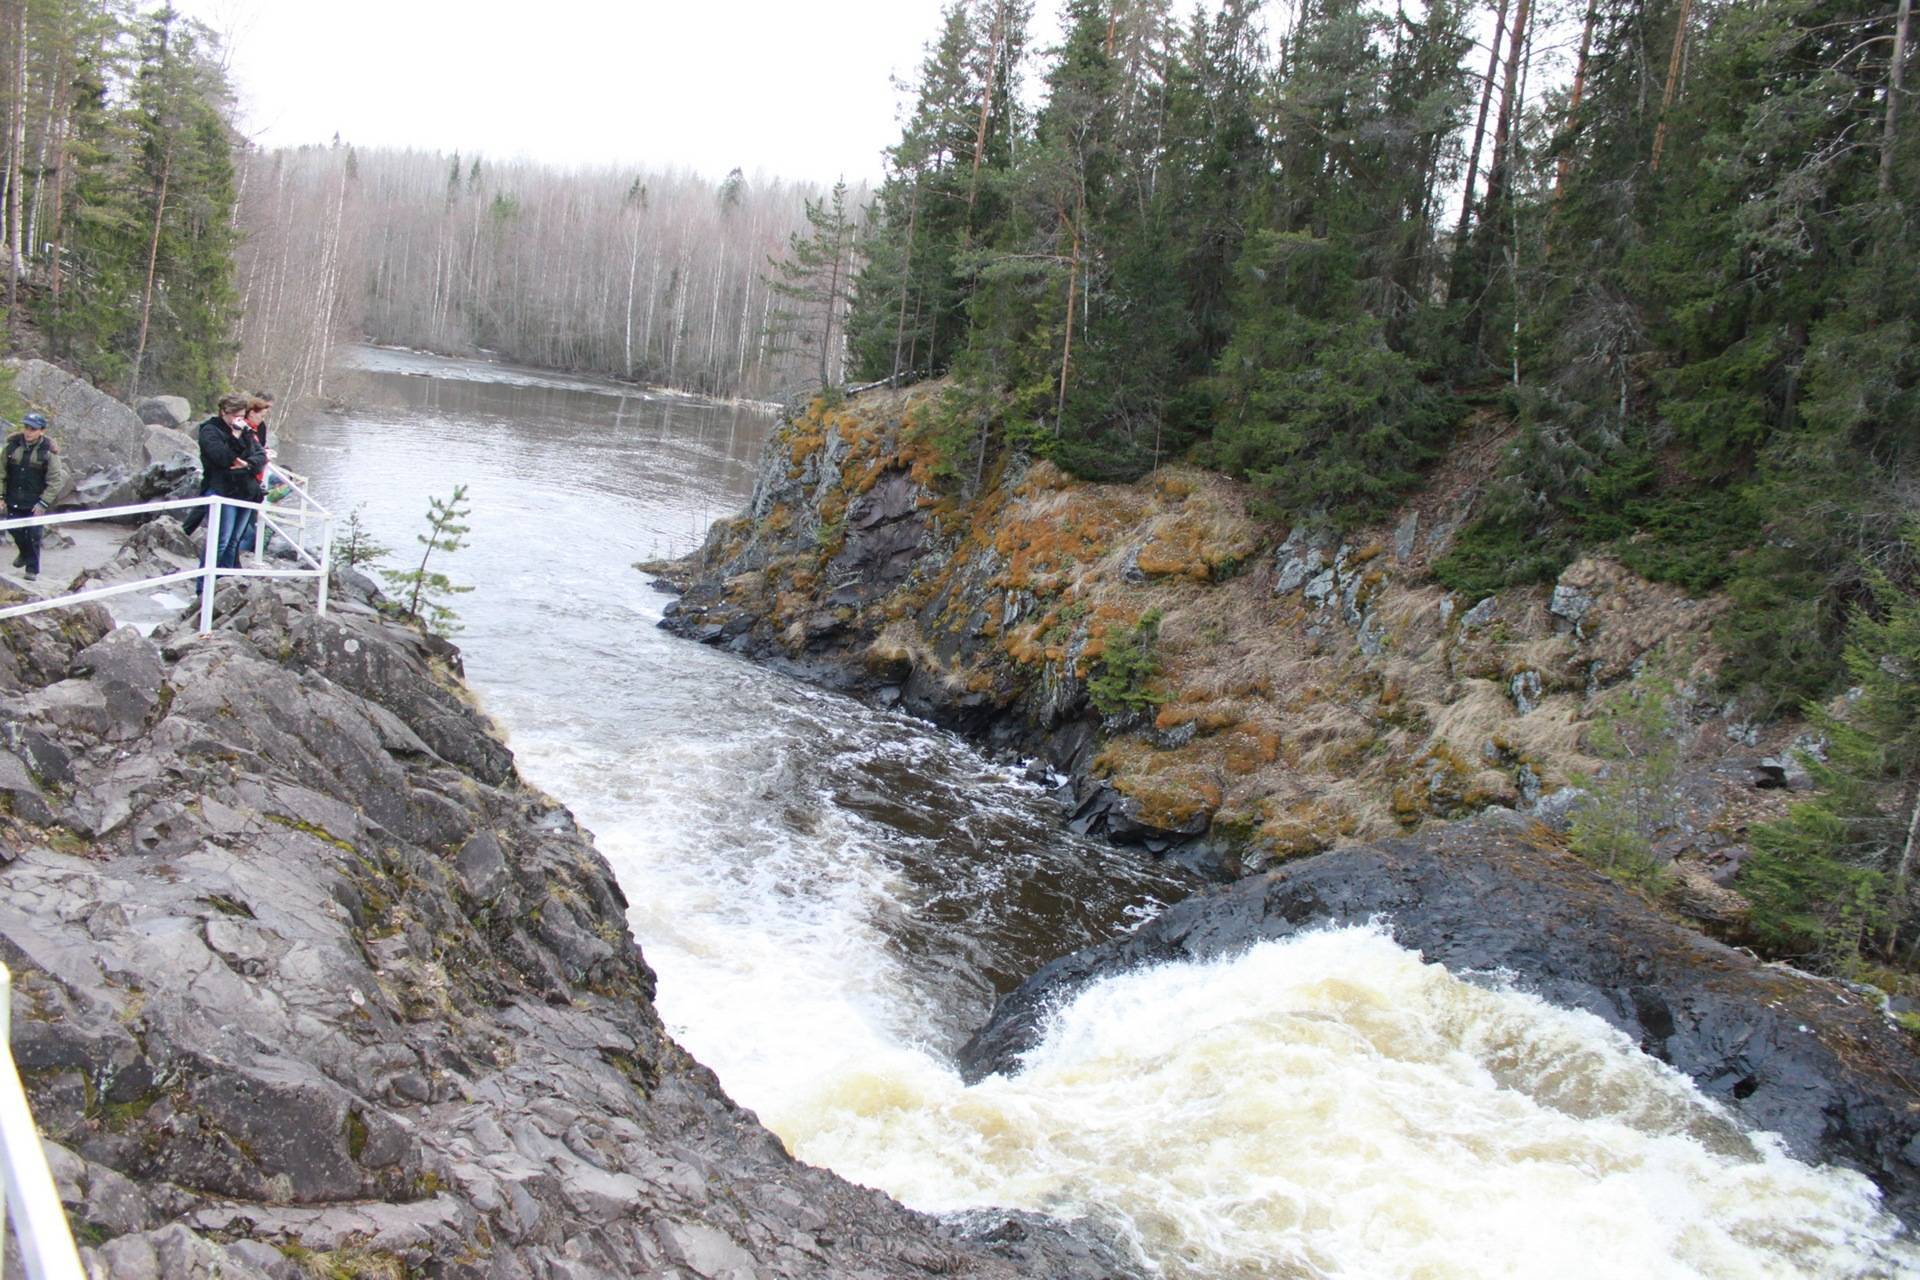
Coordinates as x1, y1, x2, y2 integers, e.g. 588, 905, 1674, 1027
174, 0, 1059, 184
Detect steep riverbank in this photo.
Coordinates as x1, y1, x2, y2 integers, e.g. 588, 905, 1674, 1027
0, 571, 1140, 1279
656, 386, 1784, 888
654, 382, 1920, 1232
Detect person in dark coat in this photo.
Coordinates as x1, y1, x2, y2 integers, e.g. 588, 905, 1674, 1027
194, 393, 265, 570
3, 412, 71, 581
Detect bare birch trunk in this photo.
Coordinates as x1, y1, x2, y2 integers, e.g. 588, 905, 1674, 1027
314, 157, 349, 397
1883, 0, 1913, 197
624, 219, 640, 377
6, 0, 27, 316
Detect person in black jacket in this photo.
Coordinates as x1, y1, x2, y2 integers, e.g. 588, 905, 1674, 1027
4, 412, 71, 581
194, 393, 265, 570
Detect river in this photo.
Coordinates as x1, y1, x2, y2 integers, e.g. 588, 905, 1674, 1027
278, 346, 1919, 1280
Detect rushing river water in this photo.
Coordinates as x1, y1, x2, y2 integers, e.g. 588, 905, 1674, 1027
278, 347, 1920, 1279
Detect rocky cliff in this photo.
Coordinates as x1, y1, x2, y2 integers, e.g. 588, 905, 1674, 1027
0, 573, 1140, 1279
657, 386, 1788, 896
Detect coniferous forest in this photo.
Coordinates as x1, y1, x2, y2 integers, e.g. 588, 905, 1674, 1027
846, 0, 1915, 716
829, 0, 1919, 974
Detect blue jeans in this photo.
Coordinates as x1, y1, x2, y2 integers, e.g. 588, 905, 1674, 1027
216, 501, 253, 569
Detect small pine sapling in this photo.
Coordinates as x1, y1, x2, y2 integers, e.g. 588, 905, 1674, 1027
331, 504, 391, 571
381, 484, 473, 636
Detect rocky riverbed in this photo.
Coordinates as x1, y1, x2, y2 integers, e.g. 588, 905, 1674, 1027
0, 571, 1141, 1279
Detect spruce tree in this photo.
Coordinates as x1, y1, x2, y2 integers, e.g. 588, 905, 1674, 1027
1741, 549, 1920, 970
767, 179, 857, 393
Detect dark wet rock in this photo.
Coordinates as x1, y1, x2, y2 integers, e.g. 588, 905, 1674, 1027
3, 576, 1143, 1280
957, 817, 1920, 1226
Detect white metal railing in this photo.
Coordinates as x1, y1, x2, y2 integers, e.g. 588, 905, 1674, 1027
0, 464, 333, 634
0, 963, 87, 1280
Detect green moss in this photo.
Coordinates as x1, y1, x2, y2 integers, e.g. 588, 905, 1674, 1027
267, 813, 356, 853
344, 1108, 369, 1161
94, 1092, 159, 1132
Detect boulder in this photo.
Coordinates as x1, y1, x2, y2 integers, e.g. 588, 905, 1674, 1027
6, 361, 204, 510
7, 359, 146, 501
135, 395, 193, 429
143, 423, 198, 475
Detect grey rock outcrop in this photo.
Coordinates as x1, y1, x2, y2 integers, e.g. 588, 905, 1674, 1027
7, 360, 201, 509
135, 395, 193, 429
2, 575, 1141, 1279
8, 359, 146, 500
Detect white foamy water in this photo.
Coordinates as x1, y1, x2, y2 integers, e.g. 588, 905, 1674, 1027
769, 924, 1917, 1279
286, 350, 1920, 1280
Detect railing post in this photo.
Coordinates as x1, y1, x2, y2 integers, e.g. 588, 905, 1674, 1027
1, 961, 7, 1279
316, 518, 332, 618
0, 964, 86, 1280
199, 497, 222, 635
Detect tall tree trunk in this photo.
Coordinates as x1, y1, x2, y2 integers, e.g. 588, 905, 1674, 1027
890, 179, 920, 378
1452, 0, 1512, 256
1481, 0, 1534, 221
6, 0, 27, 318
623, 219, 640, 376
46, 85, 69, 309
1884, 778, 1920, 959
1884, 0, 1914, 197
25, 41, 65, 272
818, 225, 845, 389
966, 0, 1008, 227
1554, 0, 1600, 208
129, 147, 173, 399
1649, 0, 1696, 172
313, 157, 349, 397
1055, 189, 1082, 427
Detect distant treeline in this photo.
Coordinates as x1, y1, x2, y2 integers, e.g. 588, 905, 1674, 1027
0, 2, 849, 407
232, 147, 855, 404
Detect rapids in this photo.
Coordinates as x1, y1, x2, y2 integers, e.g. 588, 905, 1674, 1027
276, 347, 1919, 1279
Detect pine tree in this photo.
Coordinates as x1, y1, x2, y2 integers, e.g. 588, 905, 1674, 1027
766, 179, 857, 393
126, 4, 238, 401
381, 485, 473, 637
1206, 229, 1453, 523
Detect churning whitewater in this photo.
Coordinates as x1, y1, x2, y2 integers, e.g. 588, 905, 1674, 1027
283, 349, 1919, 1280
771, 925, 1915, 1279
